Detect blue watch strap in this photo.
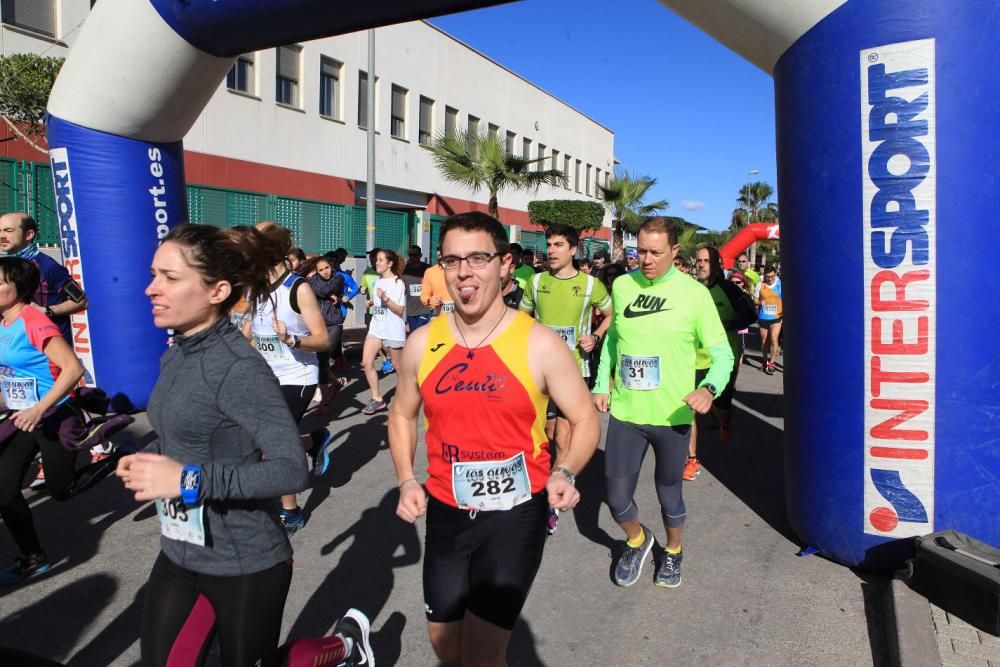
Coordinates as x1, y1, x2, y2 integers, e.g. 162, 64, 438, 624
180, 465, 202, 505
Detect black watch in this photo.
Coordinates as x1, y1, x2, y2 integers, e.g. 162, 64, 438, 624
593, 333, 602, 345
44, 306, 54, 318
703, 383, 718, 397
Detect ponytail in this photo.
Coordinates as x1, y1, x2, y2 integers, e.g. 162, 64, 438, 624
164, 223, 290, 317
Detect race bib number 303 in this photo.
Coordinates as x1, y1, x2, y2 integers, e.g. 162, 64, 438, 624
157, 498, 206, 546
620, 354, 660, 390
452, 452, 532, 511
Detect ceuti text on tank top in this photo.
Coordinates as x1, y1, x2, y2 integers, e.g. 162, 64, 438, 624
861, 39, 936, 538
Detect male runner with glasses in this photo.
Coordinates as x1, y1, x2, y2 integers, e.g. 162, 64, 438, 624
389, 212, 599, 667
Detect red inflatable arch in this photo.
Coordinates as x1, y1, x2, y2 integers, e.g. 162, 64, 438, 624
720, 222, 780, 269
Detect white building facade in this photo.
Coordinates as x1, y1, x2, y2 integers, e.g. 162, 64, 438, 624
3, 1, 616, 249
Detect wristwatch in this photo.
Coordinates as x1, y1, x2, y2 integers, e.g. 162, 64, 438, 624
553, 466, 576, 486
703, 383, 718, 397
180, 465, 202, 505
593, 333, 602, 346
44, 306, 54, 318
288, 335, 300, 349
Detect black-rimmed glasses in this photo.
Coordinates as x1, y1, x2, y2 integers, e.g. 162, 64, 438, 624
439, 252, 501, 271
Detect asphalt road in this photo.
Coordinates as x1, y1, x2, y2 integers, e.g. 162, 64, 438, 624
0, 343, 889, 666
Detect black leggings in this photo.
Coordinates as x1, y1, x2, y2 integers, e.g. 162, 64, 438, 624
604, 416, 690, 528
317, 325, 344, 384
141, 552, 292, 667
0, 405, 80, 555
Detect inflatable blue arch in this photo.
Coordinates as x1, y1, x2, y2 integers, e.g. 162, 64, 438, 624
45, 0, 999, 570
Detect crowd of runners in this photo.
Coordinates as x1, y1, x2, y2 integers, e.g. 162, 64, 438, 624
0, 207, 782, 666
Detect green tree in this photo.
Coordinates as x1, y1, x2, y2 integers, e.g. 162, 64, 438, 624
730, 180, 778, 265
597, 170, 669, 261
0, 53, 64, 155
423, 130, 564, 221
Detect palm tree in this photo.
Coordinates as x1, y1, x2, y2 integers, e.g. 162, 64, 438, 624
730, 181, 778, 266
598, 170, 669, 261
423, 130, 565, 220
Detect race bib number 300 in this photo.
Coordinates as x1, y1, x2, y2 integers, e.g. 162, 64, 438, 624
620, 354, 660, 390
252, 334, 291, 362
452, 452, 532, 511
1, 375, 39, 410
157, 498, 206, 546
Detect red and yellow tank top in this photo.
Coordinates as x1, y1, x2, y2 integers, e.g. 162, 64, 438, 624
418, 311, 550, 508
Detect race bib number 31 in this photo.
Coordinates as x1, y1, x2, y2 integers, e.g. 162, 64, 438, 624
1, 375, 39, 410
620, 354, 660, 390
452, 452, 532, 511
157, 498, 206, 546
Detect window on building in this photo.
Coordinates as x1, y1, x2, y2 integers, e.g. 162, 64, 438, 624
586, 164, 592, 196
505, 131, 516, 155
523, 138, 532, 161
445, 106, 458, 139
552, 149, 561, 180
467, 115, 480, 137
605, 171, 611, 187
595, 168, 602, 198
537, 144, 547, 172
275, 45, 301, 107
319, 57, 342, 118
226, 53, 255, 95
564, 155, 572, 190
575, 160, 582, 193
487, 123, 499, 141
1, 0, 55, 36
358, 70, 379, 128
390, 85, 407, 139
419, 96, 434, 146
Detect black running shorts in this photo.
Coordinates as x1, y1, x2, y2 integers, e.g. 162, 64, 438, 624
423, 491, 548, 630
279, 384, 317, 423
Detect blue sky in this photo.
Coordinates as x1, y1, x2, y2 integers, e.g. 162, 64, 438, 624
431, 0, 778, 231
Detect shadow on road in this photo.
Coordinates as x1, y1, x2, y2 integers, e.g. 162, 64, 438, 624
696, 391, 800, 546
0, 573, 119, 664
507, 617, 544, 666
570, 448, 615, 554
287, 489, 420, 663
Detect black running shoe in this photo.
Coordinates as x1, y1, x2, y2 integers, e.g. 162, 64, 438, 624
334, 608, 375, 666
0, 552, 51, 587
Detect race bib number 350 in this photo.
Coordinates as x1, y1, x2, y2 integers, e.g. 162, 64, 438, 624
548, 325, 577, 349
157, 498, 206, 546
620, 354, 660, 390
452, 452, 531, 511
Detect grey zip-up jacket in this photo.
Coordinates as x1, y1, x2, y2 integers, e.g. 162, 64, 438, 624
147, 316, 308, 576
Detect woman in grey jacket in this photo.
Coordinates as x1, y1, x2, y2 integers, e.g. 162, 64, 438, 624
115, 224, 372, 667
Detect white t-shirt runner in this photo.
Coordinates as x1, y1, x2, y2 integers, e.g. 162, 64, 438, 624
368, 276, 407, 342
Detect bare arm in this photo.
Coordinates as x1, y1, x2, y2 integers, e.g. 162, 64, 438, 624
290, 282, 330, 352
12, 335, 85, 432
389, 325, 429, 522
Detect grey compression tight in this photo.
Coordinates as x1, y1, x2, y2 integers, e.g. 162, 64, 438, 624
604, 416, 690, 528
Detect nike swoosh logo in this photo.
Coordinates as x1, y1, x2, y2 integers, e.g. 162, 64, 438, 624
431, 343, 445, 352
623, 306, 671, 318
